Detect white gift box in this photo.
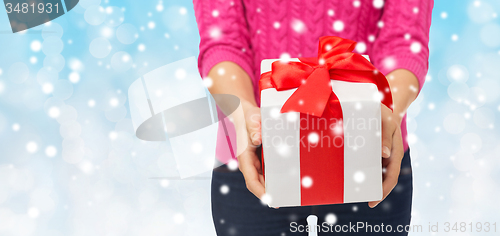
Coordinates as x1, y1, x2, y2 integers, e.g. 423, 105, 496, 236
260, 57, 383, 207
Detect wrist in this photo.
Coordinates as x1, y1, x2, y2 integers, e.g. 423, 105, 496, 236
382, 105, 403, 127
393, 110, 406, 126
240, 98, 258, 111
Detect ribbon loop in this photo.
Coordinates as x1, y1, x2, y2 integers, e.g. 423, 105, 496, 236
280, 67, 332, 117
260, 36, 393, 116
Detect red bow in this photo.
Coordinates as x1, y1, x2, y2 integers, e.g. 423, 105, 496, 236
260, 36, 393, 117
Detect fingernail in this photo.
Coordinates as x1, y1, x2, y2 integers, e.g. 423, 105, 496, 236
383, 146, 391, 157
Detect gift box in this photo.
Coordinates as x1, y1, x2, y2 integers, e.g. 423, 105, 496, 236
259, 36, 393, 207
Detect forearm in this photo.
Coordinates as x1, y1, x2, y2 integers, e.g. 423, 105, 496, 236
207, 61, 257, 111
207, 61, 258, 150
386, 69, 420, 123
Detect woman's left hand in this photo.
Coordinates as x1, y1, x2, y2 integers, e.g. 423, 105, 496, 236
368, 104, 405, 208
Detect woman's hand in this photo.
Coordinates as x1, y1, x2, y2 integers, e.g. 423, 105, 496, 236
368, 69, 419, 208
206, 61, 266, 200
368, 104, 404, 208
235, 101, 266, 199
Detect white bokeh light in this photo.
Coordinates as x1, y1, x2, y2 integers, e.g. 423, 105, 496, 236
12, 123, 20, 131
373, 0, 384, 9
191, 142, 203, 154
355, 42, 367, 53
220, 185, 229, 195
209, 27, 222, 39
302, 176, 313, 188
227, 159, 238, 171
68, 72, 80, 83
308, 132, 319, 144
26, 141, 38, 153
260, 193, 272, 205
175, 68, 186, 80
447, 65, 469, 83
42, 83, 54, 94
353, 171, 366, 183
410, 42, 422, 53
45, 146, 58, 157
30, 40, 42, 52
27, 207, 39, 218
273, 21, 281, 29
30, 56, 37, 64
173, 213, 185, 224
88, 99, 96, 108
147, 21, 156, 29
333, 20, 344, 32
325, 213, 337, 225
203, 77, 213, 88
291, 19, 306, 34
48, 106, 61, 118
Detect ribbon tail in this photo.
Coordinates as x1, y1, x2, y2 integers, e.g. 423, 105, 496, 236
374, 72, 394, 110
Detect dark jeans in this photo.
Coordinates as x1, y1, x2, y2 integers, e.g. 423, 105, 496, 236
211, 149, 413, 235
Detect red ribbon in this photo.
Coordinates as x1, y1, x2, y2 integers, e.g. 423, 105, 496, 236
260, 36, 393, 117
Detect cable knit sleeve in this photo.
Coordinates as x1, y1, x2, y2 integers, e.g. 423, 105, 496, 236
369, 0, 434, 93
193, 0, 254, 80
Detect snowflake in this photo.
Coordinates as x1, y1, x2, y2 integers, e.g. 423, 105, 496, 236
324, 213, 337, 225
273, 21, 281, 29
353, 171, 365, 183
373, 0, 384, 9
260, 193, 272, 205
291, 19, 306, 33
220, 185, 230, 194
301, 176, 313, 188
212, 10, 219, 17
355, 42, 366, 53
333, 20, 344, 32
307, 132, 319, 144
410, 41, 422, 53
368, 35, 375, 42
26, 141, 38, 153
209, 27, 222, 39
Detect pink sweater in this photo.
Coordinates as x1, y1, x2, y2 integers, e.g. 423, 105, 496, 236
194, 0, 433, 151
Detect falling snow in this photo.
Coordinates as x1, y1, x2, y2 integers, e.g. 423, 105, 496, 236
0, 1, 496, 235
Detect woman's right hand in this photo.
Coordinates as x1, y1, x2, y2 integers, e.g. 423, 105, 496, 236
205, 61, 265, 199
235, 101, 265, 199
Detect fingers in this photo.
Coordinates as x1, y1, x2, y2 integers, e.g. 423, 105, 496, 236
381, 106, 395, 158
368, 155, 401, 208
246, 107, 262, 146
238, 151, 265, 199
391, 126, 405, 161
369, 127, 405, 208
